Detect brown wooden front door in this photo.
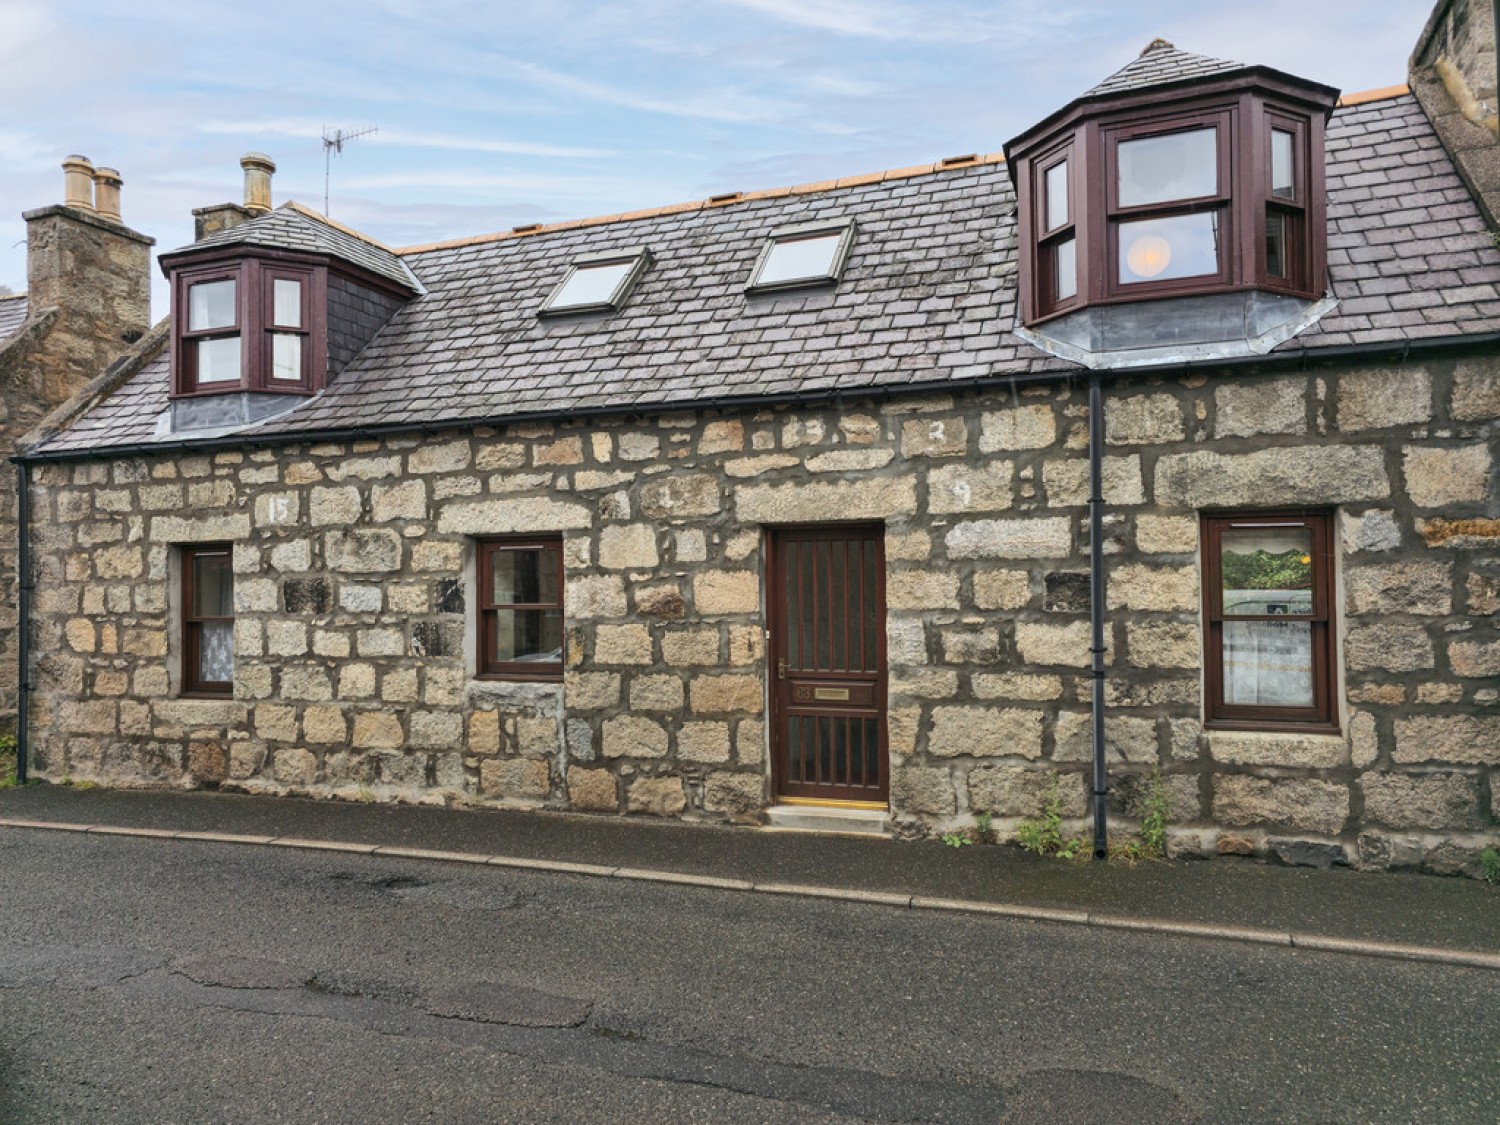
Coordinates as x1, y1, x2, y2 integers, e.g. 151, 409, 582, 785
768, 525, 887, 804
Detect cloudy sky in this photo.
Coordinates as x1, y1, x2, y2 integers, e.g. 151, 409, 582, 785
0, 0, 1432, 315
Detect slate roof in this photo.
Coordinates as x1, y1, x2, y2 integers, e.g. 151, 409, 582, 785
1083, 40, 1247, 98
29, 91, 1500, 456
0, 293, 29, 342
172, 203, 421, 293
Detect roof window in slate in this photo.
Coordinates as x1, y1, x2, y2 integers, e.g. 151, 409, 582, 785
747, 221, 855, 293
1004, 40, 1339, 368
541, 248, 650, 315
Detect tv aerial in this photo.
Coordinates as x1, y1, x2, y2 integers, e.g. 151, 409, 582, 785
322, 125, 377, 216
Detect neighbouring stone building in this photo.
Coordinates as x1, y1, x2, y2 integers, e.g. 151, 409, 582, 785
10, 5, 1500, 876
0, 156, 154, 735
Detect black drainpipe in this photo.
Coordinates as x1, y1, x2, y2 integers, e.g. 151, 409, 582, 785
1087, 373, 1108, 859
15, 461, 30, 784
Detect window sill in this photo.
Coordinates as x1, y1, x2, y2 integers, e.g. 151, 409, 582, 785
1204, 720, 1341, 736
466, 678, 564, 706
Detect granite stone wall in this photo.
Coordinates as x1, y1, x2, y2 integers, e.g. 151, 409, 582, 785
22, 356, 1500, 874
2, 204, 153, 734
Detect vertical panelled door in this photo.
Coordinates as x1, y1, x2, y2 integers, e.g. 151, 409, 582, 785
769, 525, 888, 804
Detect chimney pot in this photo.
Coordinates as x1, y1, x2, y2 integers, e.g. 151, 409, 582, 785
241, 152, 276, 215
93, 167, 123, 221
62, 154, 95, 212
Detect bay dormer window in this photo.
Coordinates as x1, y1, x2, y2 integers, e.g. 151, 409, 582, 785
171, 256, 326, 397
1005, 42, 1337, 363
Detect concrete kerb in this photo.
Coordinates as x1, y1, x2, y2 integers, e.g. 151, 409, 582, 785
3, 816, 1498, 972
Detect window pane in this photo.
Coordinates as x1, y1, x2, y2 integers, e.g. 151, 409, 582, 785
1045, 161, 1068, 231
493, 608, 563, 664
1266, 210, 1287, 278
757, 232, 843, 286
1223, 620, 1313, 706
490, 546, 560, 606
196, 335, 241, 383
188, 279, 236, 331
1220, 528, 1314, 616
1118, 127, 1217, 207
1271, 129, 1295, 200
273, 278, 303, 327
192, 551, 234, 617
198, 621, 235, 683
550, 260, 633, 309
271, 333, 303, 381
1054, 237, 1077, 301
1118, 213, 1219, 284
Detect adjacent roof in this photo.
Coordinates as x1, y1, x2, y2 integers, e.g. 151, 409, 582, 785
168, 202, 422, 293
0, 293, 29, 342
28, 89, 1500, 457
1083, 40, 1247, 98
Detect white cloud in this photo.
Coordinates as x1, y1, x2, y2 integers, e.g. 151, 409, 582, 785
502, 57, 791, 124
195, 119, 614, 159
716, 0, 1011, 43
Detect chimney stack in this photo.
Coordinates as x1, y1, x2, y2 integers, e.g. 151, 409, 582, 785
241, 153, 276, 215
92, 167, 123, 222
20, 156, 154, 403
61, 155, 95, 212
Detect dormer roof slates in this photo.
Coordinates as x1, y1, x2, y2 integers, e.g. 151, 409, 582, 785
176, 203, 421, 293
1082, 40, 1248, 98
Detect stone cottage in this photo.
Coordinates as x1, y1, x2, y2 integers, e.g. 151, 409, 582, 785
10, 6, 1500, 875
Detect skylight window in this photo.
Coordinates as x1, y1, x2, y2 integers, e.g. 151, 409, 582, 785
747, 222, 855, 293
540, 248, 650, 315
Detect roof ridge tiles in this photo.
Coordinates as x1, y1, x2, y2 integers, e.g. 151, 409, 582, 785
282, 200, 402, 254
1337, 83, 1412, 107
396, 151, 1008, 257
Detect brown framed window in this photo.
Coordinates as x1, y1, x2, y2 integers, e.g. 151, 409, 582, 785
1034, 144, 1079, 318
263, 268, 314, 389
477, 538, 564, 680
182, 544, 234, 696
1202, 511, 1336, 731
1261, 113, 1308, 291
170, 257, 326, 397
180, 269, 243, 391
1105, 111, 1233, 298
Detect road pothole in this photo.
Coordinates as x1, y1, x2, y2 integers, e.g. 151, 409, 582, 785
420, 982, 593, 1028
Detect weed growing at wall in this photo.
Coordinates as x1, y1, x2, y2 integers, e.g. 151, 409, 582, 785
1481, 848, 1500, 886
0, 733, 15, 790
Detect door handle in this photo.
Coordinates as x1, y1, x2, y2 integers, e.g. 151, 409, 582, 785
777, 659, 788, 680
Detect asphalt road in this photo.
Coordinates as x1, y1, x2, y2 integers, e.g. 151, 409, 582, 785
1, 827, 1496, 1123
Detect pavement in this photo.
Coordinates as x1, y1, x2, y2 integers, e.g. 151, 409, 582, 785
1, 783, 1496, 971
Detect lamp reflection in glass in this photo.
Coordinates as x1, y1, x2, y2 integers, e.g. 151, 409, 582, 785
1126, 234, 1172, 278
1118, 212, 1220, 285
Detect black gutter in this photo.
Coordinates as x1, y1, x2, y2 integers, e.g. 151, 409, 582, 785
1087, 373, 1108, 860
15, 461, 30, 784
11, 330, 1500, 467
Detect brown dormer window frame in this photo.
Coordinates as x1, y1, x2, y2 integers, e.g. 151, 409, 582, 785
1033, 140, 1081, 315
1102, 108, 1236, 300
1010, 75, 1331, 327
170, 252, 328, 398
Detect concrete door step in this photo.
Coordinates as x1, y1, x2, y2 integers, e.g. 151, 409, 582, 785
765, 805, 889, 836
